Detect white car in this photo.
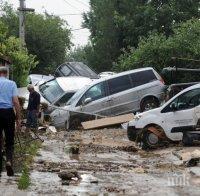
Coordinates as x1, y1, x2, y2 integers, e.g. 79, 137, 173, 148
28, 74, 54, 86
18, 76, 93, 110
124, 83, 200, 149
98, 71, 116, 78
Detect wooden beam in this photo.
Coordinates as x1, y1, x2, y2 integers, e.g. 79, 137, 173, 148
82, 113, 134, 130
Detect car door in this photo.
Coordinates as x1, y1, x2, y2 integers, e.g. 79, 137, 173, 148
75, 81, 111, 116
161, 88, 200, 141
107, 75, 136, 115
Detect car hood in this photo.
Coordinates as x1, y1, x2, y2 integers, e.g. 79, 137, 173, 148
50, 105, 72, 118
122, 107, 161, 130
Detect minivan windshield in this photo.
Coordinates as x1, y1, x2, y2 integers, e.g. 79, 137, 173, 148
67, 85, 88, 105
39, 79, 64, 103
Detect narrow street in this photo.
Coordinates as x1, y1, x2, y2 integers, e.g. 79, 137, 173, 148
26, 129, 200, 195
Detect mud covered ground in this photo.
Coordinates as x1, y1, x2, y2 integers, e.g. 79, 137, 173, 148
1, 129, 200, 195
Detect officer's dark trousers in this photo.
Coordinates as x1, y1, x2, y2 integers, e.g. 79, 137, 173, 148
0, 108, 15, 173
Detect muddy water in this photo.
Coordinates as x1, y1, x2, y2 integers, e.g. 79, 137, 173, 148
22, 129, 200, 196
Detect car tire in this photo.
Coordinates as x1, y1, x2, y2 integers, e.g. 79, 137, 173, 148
182, 133, 193, 146
140, 97, 159, 112
69, 118, 82, 130
127, 127, 137, 141
141, 128, 159, 150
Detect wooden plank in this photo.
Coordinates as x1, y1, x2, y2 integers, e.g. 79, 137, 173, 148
82, 113, 134, 130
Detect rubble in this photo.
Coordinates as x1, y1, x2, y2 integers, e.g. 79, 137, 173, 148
58, 170, 81, 181
9, 129, 200, 195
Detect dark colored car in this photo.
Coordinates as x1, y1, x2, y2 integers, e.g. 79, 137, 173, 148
162, 67, 200, 99
54, 62, 99, 80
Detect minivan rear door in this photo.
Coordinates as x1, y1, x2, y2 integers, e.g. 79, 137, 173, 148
75, 81, 111, 116
107, 75, 139, 115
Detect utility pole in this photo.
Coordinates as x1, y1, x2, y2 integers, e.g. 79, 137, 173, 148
18, 0, 34, 46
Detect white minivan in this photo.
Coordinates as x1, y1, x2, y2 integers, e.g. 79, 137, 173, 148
51, 67, 165, 130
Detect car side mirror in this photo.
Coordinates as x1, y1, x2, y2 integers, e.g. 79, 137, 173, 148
83, 97, 92, 105
170, 102, 177, 111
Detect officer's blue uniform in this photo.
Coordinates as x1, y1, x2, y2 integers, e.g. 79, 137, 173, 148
0, 76, 18, 175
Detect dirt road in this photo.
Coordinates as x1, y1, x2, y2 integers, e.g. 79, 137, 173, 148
29, 129, 200, 195
1, 129, 200, 195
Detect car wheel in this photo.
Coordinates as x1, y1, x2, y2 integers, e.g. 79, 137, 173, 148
140, 97, 159, 112
182, 133, 193, 146
127, 127, 137, 141
69, 118, 82, 130
141, 129, 159, 150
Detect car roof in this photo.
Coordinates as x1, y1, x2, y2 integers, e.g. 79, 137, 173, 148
89, 67, 155, 86
180, 82, 200, 92
56, 76, 93, 92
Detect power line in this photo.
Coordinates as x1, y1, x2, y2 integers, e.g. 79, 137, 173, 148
62, 0, 82, 12
57, 13, 82, 16
71, 27, 87, 31
74, 0, 89, 8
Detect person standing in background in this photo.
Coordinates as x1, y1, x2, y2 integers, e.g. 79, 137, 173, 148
0, 67, 21, 176
26, 85, 41, 130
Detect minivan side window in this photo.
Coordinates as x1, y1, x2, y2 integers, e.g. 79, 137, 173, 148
108, 75, 132, 95
130, 70, 157, 87
77, 82, 106, 106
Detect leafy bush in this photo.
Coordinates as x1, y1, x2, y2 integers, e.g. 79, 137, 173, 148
0, 21, 37, 86
114, 19, 200, 83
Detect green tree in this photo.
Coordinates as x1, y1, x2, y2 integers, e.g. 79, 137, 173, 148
83, 0, 200, 71
0, 21, 37, 86
66, 46, 89, 64
0, 2, 71, 74
114, 19, 200, 83
83, 0, 121, 72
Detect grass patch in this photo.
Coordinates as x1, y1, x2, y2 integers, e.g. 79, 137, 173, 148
15, 134, 42, 190
18, 165, 30, 190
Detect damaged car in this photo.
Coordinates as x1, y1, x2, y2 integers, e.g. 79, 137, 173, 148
54, 62, 99, 80
18, 76, 93, 110
125, 83, 200, 149
28, 74, 54, 86
51, 67, 165, 130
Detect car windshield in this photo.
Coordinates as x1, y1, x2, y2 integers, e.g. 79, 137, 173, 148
39, 79, 64, 103
67, 85, 88, 105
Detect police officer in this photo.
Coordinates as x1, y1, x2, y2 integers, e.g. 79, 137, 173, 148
0, 67, 21, 176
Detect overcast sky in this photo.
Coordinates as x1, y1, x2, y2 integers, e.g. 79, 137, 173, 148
8, 0, 90, 46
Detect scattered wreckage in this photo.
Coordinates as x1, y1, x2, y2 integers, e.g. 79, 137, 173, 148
124, 83, 200, 149
50, 67, 165, 130
20, 62, 200, 152
162, 66, 200, 98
